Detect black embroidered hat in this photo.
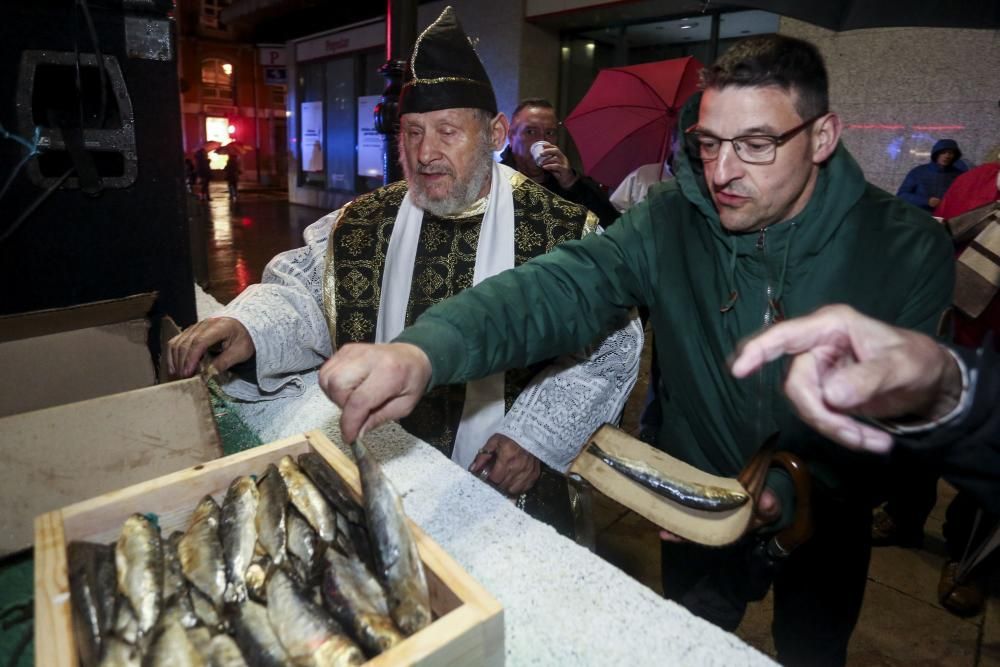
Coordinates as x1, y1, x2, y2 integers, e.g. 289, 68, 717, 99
398, 6, 497, 116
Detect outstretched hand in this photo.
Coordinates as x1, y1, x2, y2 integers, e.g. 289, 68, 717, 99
319, 342, 432, 443
730, 305, 961, 453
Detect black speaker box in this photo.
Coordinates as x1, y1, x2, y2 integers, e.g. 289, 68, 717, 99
0, 0, 195, 326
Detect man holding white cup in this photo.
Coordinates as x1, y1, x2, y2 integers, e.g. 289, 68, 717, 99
499, 98, 619, 228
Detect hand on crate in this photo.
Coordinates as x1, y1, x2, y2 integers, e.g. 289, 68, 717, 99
167, 316, 255, 379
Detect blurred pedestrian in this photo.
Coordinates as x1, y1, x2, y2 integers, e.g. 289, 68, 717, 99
184, 158, 196, 194
194, 148, 212, 201
224, 154, 240, 203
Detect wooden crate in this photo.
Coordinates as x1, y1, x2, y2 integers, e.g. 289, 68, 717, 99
35, 430, 504, 666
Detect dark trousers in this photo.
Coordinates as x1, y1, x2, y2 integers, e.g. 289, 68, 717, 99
661, 494, 872, 666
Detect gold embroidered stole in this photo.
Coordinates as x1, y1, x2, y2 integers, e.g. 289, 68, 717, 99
325, 173, 597, 456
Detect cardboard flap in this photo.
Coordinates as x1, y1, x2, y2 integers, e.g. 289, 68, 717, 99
0, 319, 156, 417
0, 378, 222, 556
568, 424, 753, 546
0, 293, 157, 343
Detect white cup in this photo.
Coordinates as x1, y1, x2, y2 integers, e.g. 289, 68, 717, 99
530, 141, 549, 166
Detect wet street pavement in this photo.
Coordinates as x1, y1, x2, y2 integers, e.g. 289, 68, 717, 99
188, 181, 327, 305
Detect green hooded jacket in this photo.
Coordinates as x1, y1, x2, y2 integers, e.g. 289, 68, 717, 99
397, 97, 954, 528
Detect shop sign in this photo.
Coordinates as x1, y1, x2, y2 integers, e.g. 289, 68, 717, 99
264, 67, 287, 85
296, 21, 383, 62
258, 46, 287, 66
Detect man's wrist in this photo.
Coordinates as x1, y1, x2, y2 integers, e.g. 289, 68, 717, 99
878, 346, 970, 435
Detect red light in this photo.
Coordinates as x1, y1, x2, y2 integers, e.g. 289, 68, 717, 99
228, 124, 237, 135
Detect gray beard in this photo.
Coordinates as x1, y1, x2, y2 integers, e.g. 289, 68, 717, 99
403, 148, 494, 217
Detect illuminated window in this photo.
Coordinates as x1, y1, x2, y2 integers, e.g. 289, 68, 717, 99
201, 58, 234, 102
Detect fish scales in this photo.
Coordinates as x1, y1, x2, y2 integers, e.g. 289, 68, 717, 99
115, 513, 164, 637
266, 568, 365, 666
322, 548, 404, 656
67, 541, 117, 667
256, 464, 289, 566
229, 600, 289, 667
297, 453, 364, 524
221, 476, 260, 603
351, 439, 431, 636
179, 495, 228, 608
278, 455, 338, 544
587, 442, 749, 511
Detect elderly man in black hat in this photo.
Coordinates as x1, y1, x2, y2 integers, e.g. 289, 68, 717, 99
167, 7, 641, 534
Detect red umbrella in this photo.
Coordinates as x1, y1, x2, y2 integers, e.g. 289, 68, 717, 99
564, 56, 703, 190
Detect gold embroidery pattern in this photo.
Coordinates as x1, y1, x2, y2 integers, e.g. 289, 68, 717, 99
342, 268, 370, 300
342, 228, 370, 256
421, 222, 450, 253
343, 312, 373, 340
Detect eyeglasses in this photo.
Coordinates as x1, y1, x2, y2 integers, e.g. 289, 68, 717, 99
684, 114, 824, 165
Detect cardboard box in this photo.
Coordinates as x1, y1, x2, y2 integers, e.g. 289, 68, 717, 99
0, 294, 221, 556
35, 431, 504, 666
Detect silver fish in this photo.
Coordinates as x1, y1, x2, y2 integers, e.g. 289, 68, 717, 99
255, 464, 288, 566
229, 599, 289, 667
115, 514, 163, 637
221, 476, 260, 603
97, 637, 140, 667
287, 508, 320, 585
144, 620, 205, 667
207, 634, 248, 667
244, 552, 271, 603
266, 568, 364, 666
113, 598, 139, 645
278, 455, 337, 544
297, 452, 363, 524
179, 496, 228, 608
162, 533, 199, 629
189, 587, 223, 631
322, 548, 404, 656
351, 439, 431, 636
587, 442, 750, 511
67, 541, 117, 667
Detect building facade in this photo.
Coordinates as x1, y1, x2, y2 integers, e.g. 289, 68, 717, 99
175, 0, 289, 186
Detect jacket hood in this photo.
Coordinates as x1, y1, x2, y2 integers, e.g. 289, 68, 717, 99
931, 138, 962, 162
673, 91, 867, 258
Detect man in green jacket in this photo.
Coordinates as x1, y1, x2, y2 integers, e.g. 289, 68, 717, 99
320, 36, 954, 665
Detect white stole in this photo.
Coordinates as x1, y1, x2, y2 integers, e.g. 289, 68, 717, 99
376, 162, 516, 468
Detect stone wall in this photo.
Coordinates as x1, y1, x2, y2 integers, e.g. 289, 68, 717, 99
779, 18, 1000, 193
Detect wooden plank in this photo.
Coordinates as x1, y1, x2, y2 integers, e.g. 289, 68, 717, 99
34, 510, 77, 667
41, 430, 503, 666
568, 424, 753, 546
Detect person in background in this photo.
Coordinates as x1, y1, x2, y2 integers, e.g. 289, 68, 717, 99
896, 138, 967, 212
194, 147, 212, 201
167, 7, 640, 536
316, 35, 954, 665
224, 154, 240, 203
500, 98, 619, 228
184, 158, 197, 194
